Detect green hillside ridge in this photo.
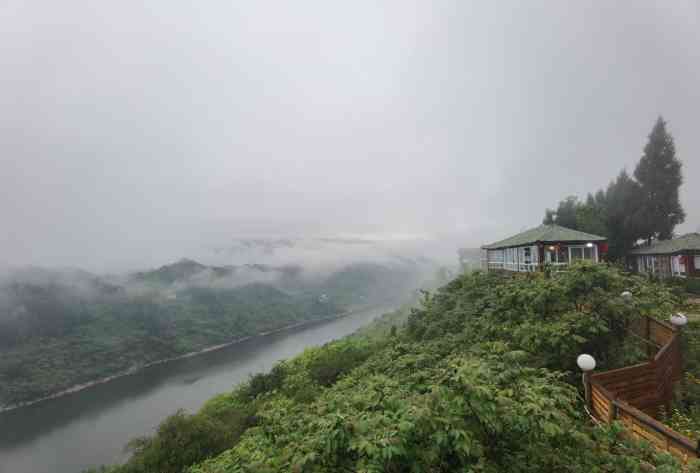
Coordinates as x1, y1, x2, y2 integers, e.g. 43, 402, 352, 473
132, 259, 212, 285
87, 263, 700, 473
0, 260, 425, 408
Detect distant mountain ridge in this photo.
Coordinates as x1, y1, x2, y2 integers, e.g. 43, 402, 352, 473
129, 259, 305, 292
0, 257, 430, 407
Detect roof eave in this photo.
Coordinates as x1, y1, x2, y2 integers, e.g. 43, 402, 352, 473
630, 249, 700, 256
484, 238, 607, 251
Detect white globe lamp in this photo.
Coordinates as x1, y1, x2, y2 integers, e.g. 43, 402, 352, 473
577, 354, 596, 372
670, 313, 688, 328
577, 354, 596, 410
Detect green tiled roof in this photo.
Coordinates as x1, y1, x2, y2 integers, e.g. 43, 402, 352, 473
482, 224, 607, 250
628, 233, 700, 255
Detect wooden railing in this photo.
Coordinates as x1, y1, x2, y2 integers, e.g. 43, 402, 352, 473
485, 262, 568, 272
588, 316, 699, 463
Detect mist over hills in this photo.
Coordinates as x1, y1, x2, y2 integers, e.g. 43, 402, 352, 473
0, 251, 437, 408
195, 234, 454, 271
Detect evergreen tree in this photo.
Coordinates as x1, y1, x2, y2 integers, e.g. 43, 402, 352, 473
634, 116, 685, 242
542, 196, 578, 228
543, 209, 556, 225
603, 170, 643, 260
576, 193, 608, 237
542, 195, 607, 236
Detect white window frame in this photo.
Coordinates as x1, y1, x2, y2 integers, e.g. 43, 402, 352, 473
566, 244, 598, 263
671, 255, 686, 277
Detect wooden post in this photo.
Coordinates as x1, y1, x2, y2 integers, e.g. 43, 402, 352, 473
583, 372, 592, 412
678, 326, 686, 402
609, 401, 618, 423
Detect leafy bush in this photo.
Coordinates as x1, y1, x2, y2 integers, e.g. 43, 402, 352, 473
95, 264, 688, 473
407, 262, 676, 372
119, 410, 233, 473
242, 363, 287, 400
306, 340, 374, 387
686, 277, 700, 295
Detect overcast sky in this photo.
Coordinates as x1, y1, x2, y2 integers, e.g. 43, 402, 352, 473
1, 1, 698, 271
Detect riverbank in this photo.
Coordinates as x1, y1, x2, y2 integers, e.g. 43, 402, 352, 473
0, 308, 362, 414
0, 304, 396, 473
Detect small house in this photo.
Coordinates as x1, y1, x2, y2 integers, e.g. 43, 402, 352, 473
481, 224, 607, 272
628, 233, 700, 278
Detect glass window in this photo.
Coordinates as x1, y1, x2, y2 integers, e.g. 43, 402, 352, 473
583, 246, 594, 260
570, 247, 583, 261
557, 246, 569, 263
673, 256, 685, 275
545, 247, 554, 263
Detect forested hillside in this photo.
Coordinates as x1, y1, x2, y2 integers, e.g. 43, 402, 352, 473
0, 259, 426, 408
89, 263, 700, 473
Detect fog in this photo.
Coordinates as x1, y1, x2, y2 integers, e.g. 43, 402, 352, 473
1, 1, 698, 272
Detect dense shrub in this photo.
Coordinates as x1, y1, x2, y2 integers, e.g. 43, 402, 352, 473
93, 264, 697, 473
119, 410, 233, 473
307, 340, 374, 387
686, 277, 700, 295
242, 363, 287, 400
407, 262, 676, 372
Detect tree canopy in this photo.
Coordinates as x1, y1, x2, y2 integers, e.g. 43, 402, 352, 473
634, 116, 685, 242
543, 116, 685, 259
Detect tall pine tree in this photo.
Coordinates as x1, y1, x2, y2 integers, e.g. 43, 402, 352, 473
542, 196, 579, 228
604, 170, 643, 260
634, 117, 685, 242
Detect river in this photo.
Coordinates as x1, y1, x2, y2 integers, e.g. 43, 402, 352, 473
0, 305, 393, 473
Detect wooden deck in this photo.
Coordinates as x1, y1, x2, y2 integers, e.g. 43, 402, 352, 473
588, 316, 699, 463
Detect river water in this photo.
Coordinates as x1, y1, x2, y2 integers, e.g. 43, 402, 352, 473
0, 306, 392, 473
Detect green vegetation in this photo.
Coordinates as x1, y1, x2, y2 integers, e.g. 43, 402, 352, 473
544, 117, 685, 259
685, 278, 700, 296
0, 283, 336, 407
664, 299, 700, 440
0, 260, 425, 407
88, 264, 700, 473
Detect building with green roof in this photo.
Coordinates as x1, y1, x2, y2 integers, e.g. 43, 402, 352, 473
481, 224, 607, 272
628, 233, 700, 278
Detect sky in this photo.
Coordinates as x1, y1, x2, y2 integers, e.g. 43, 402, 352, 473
1, 1, 698, 271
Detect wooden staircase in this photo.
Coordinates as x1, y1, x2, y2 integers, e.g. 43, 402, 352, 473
588, 316, 699, 463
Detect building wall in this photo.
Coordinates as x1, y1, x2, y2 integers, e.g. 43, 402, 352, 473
687, 254, 699, 277
636, 255, 672, 277
485, 246, 539, 271
486, 242, 600, 272
634, 252, 700, 278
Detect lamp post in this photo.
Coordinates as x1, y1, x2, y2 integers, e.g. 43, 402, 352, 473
670, 312, 688, 363
577, 354, 596, 411
669, 313, 688, 408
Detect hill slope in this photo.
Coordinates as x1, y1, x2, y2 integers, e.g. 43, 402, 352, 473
93, 263, 696, 473
0, 260, 426, 408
